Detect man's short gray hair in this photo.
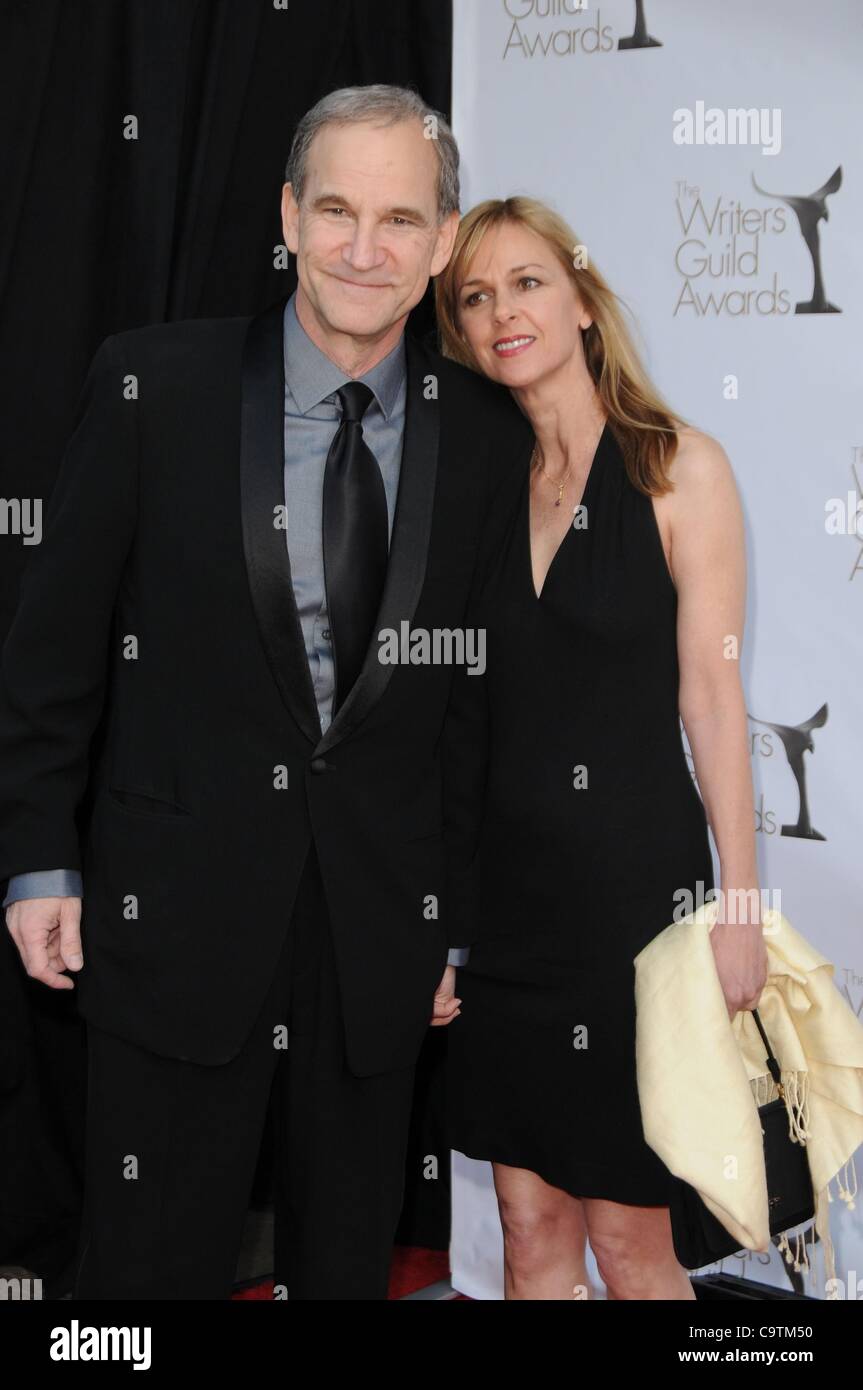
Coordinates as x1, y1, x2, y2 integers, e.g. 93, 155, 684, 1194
285, 84, 460, 222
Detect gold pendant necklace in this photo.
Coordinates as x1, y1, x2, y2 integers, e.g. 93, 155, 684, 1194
531, 443, 572, 507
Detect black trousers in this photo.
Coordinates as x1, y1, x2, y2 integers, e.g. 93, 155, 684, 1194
72, 846, 417, 1299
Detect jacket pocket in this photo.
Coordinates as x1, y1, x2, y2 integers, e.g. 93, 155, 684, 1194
107, 786, 191, 818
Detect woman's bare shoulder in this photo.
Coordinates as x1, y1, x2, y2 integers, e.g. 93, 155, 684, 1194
667, 426, 739, 509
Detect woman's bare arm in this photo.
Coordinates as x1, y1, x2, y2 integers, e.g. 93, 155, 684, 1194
664, 427, 767, 1014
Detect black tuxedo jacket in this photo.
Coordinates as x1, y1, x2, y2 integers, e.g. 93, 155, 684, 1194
0, 300, 534, 1075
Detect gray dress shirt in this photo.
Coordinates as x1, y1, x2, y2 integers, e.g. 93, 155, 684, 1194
3, 292, 469, 968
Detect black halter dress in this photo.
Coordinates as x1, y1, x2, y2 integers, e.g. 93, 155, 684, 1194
445, 420, 715, 1205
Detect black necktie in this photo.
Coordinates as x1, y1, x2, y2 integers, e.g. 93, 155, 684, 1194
322, 381, 388, 712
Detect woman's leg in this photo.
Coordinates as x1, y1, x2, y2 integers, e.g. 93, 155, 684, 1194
492, 1162, 592, 1300
582, 1197, 695, 1300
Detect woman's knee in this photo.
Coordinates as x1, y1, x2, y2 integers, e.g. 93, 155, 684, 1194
589, 1203, 688, 1298
498, 1195, 569, 1270
589, 1229, 655, 1297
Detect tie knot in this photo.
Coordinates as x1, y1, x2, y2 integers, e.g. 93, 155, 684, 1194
337, 380, 375, 424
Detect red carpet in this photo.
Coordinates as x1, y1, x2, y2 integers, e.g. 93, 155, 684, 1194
231, 1246, 462, 1300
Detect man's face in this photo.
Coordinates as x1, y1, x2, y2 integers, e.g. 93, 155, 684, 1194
282, 118, 458, 345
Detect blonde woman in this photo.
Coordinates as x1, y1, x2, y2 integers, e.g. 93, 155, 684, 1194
436, 198, 767, 1301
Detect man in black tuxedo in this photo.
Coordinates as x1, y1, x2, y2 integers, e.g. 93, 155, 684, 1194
0, 84, 533, 1298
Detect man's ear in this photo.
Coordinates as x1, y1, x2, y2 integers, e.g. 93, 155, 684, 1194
430, 208, 461, 278
281, 182, 300, 254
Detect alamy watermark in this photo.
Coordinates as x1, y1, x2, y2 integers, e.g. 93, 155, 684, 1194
377, 623, 486, 675
0, 497, 42, 545
673, 102, 781, 157
672, 882, 782, 927
49, 1321, 151, 1370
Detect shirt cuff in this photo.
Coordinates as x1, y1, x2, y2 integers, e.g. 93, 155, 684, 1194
3, 869, 83, 908
446, 946, 470, 968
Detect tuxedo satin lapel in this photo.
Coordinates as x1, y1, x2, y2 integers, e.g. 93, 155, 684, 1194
315, 331, 439, 757
240, 300, 321, 746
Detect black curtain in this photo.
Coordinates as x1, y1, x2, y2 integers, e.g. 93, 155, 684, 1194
0, 0, 453, 1293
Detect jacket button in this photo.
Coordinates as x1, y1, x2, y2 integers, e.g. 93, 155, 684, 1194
310, 758, 329, 775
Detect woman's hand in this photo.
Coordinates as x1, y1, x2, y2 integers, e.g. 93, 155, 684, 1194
709, 893, 769, 1018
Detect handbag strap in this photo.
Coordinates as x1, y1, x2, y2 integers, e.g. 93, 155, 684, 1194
750, 1007, 783, 1091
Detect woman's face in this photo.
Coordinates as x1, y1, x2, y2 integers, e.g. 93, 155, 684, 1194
455, 220, 592, 389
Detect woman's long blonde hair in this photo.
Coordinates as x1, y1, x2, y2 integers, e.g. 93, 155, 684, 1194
435, 196, 685, 496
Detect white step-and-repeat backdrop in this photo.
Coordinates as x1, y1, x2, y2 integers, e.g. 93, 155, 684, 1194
448, 0, 861, 1299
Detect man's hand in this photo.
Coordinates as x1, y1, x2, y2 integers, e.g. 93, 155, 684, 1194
430, 963, 461, 1027
5, 896, 83, 990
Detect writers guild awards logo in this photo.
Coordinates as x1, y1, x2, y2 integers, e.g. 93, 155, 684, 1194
618, 0, 662, 49
752, 166, 842, 313
751, 704, 828, 840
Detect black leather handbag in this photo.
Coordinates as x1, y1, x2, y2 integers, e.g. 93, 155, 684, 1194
668, 1009, 815, 1270
691, 1272, 818, 1301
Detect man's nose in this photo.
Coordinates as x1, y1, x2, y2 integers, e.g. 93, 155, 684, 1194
342, 223, 385, 270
